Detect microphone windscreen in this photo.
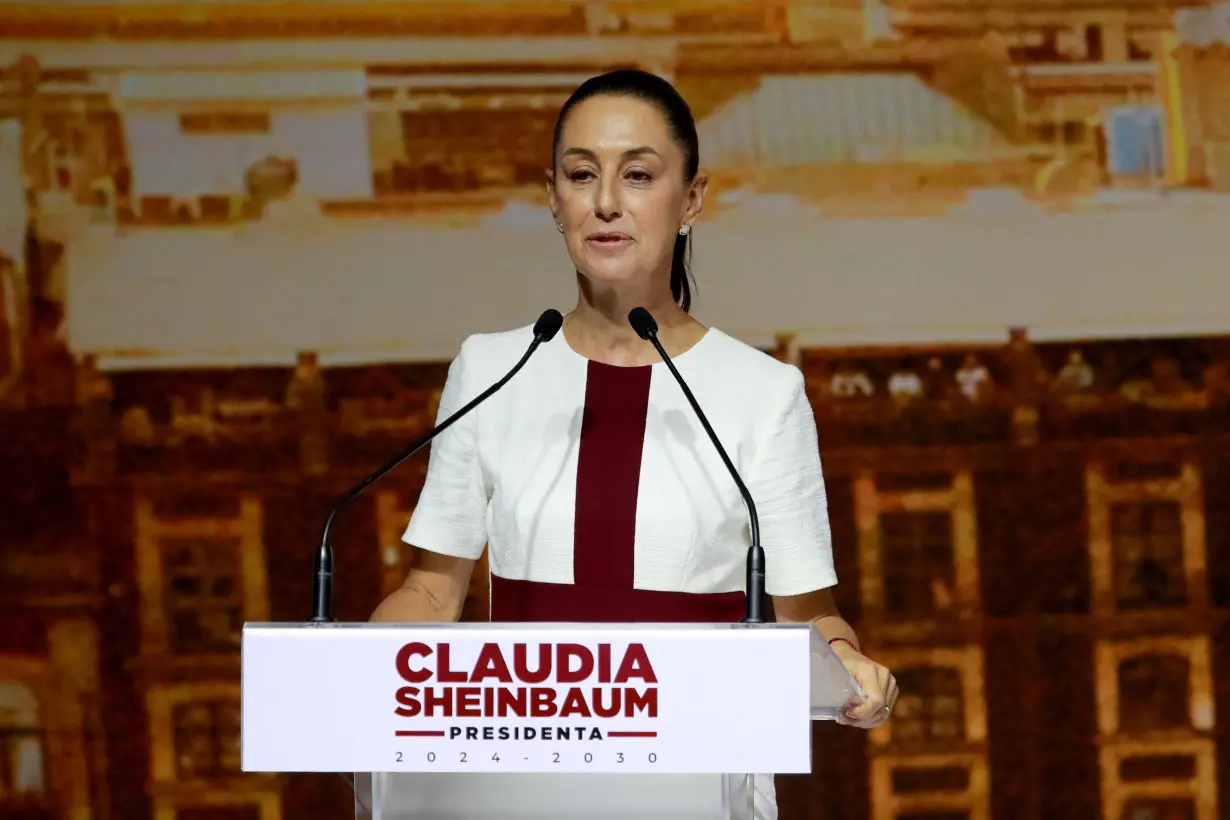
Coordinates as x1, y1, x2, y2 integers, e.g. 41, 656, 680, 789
627, 307, 658, 340
533, 309, 564, 342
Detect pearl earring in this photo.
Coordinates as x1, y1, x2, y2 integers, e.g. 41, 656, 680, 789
679, 225, 691, 236
557, 222, 564, 233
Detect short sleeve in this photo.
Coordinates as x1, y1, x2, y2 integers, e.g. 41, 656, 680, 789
401, 336, 489, 561
746, 367, 838, 596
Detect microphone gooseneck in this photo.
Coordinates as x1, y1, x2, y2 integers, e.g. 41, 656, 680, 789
310, 309, 564, 623
628, 307, 767, 624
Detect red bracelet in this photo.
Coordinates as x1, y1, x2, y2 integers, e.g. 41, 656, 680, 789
828, 637, 861, 654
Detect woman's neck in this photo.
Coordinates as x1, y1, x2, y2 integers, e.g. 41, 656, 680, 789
565, 276, 705, 367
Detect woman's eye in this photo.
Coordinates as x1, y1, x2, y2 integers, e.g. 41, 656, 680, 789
569, 169, 595, 182
626, 170, 652, 182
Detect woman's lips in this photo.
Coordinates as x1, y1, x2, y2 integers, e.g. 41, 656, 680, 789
586, 232, 633, 249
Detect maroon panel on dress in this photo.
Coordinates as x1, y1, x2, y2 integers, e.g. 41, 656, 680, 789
572, 360, 651, 591
489, 360, 745, 624
491, 575, 745, 623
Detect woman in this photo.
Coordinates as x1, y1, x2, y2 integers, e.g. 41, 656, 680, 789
372, 69, 898, 815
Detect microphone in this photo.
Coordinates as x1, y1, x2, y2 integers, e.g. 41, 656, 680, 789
310, 309, 564, 622
628, 307, 767, 624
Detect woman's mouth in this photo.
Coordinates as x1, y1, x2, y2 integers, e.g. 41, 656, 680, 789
586, 232, 633, 248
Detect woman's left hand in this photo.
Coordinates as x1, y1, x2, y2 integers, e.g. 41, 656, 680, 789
830, 641, 898, 729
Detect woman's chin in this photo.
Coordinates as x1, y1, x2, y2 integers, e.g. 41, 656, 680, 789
579, 266, 641, 287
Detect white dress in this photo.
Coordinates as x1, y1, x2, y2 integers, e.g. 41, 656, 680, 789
403, 323, 839, 818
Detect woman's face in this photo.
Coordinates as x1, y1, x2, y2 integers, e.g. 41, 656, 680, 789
548, 94, 706, 294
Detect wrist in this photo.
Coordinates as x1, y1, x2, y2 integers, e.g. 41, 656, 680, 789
828, 636, 862, 658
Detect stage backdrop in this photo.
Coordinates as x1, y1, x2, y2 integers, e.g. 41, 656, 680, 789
1, 3, 1229, 820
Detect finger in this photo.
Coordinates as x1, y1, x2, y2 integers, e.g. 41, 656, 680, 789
848, 694, 885, 720
840, 694, 873, 722
862, 705, 893, 729
837, 706, 868, 727
880, 678, 900, 708
847, 676, 879, 708
851, 695, 894, 726
843, 713, 885, 730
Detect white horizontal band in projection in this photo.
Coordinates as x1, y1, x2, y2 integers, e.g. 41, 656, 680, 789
64, 196, 1230, 369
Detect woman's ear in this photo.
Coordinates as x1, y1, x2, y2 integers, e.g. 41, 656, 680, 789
546, 168, 559, 222
683, 171, 709, 227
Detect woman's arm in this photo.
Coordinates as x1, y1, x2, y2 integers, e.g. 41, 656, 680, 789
773, 587, 858, 645
370, 550, 476, 623
372, 335, 488, 622
774, 587, 898, 729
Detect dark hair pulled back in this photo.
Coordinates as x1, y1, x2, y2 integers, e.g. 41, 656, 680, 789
552, 69, 700, 312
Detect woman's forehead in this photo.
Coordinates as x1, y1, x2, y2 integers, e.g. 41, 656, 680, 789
558, 95, 677, 156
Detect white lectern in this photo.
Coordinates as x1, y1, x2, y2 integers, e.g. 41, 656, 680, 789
242, 622, 860, 820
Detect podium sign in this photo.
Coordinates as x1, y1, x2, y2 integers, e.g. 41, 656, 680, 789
241, 623, 818, 775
